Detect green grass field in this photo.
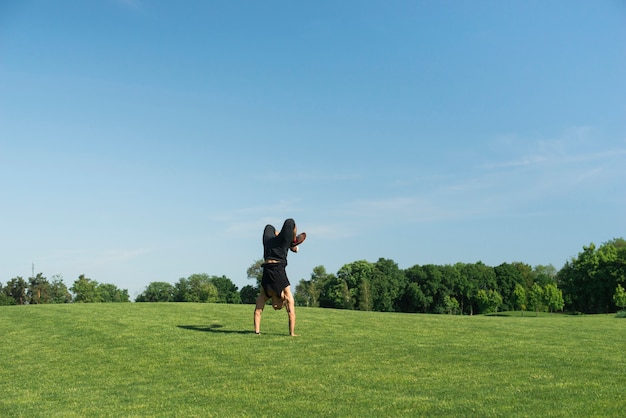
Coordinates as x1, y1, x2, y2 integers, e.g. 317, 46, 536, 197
1, 303, 624, 417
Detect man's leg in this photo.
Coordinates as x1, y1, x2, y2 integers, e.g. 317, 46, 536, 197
254, 292, 268, 334
279, 218, 296, 243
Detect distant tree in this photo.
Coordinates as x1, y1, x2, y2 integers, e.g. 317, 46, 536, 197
28, 273, 51, 304
528, 283, 545, 316
494, 262, 527, 311
5, 277, 28, 305
319, 274, 347, 309
209, 275, 240, 303
98, 283, 130, 302
543, 283, 564, 313
476, 289, 502, 314
295, 279, 319, 307
71, 275, 102, 303
0, 281, 16, 306
457, 262, 496, 315
513, 262, 535, 289
339, 279, 352, 309
512, 283, 527, 316
490, 289, 503, 314
174, 277, 191, 302
358, 278, 373, 311
49, 275, 72, 303
337, 260, 375, 310
239, 285, 258, 304
417, 264, 444, 313
439, 264, 461, 309
558, 239, 626, 313
310, 266, 343, 309
296, 265, 335, 308
371, 258, 406, 312
444, 295, 460, 315
452, 263, 472, 314
398, 281, 430, 313
136, 282, 175, 302
613, 284, 626, 311
174, 274, 218, 303
247, 259, 264, 289
532, 264, 557, 287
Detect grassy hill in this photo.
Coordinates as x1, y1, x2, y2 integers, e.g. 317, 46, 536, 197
1, 303, 624, 417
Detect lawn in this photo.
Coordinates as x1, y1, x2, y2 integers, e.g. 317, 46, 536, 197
1, 303, 624, 417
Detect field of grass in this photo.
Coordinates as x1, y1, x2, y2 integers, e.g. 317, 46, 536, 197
1, 303, 624, 417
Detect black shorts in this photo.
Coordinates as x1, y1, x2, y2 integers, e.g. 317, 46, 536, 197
261, 262, 290, 298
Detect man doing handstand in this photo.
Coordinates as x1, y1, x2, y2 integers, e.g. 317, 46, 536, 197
254, 218, 304, 336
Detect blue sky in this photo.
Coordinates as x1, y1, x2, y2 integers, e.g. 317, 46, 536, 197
1, 0, 625, 298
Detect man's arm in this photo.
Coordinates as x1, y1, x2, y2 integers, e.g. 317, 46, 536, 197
283, 286, 298, 336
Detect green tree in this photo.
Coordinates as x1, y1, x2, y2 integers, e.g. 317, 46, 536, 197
532, 264, 557, 287
0, 281, 16, 306
512, 283, 527, 316
98, 283, 130, 302
398, 281, 430, 313
319, 274, 347, 309
453, 263, 476, 315
337, 260, 375, 310
174, 274, 218, 303
457, 262, 496, 315
209, 275, 240, 303
436, 264, 461, 314
528, 283, 545, 316
136, 282, 175, 302
613, 284, 626, 310
239, 285, 258, 304
71, 275, 102, 303
340, 279, 352, 309
309, 265, 332, 307
371, 258, 406, 312
419, 264, 444, 312
49, 275, 72, 303
247, 259, 264, 289
494, 262, 528, 311
294, 279, 310, 306
476, 289, 502, 314
444, 295, 460, 315
28, 273, 51, 304
5, 277, 29, 305
558, 239, 626, 313
543, 283, 564, 313
295, 278, 321, 307
311, 266, 342, 309
358, 278, 373, 311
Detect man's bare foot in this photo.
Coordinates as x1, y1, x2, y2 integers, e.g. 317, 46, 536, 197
290, 334, 299, 337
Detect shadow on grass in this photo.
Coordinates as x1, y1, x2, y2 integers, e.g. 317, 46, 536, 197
177, 324, 256, 335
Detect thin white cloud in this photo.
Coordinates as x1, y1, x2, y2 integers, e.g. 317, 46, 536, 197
483, 148, 626, 170
343, 196, 460, 223
484, 126, 625, 170
45, 247, 151, 269
207, 201, 304, 238
260, 169, 362, 183
336, 131, 626, 228
92, 248, 151, 266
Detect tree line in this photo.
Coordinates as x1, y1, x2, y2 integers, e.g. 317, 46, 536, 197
293, 260, 564, 315
0, 274, 129, 305
2, 238, 625, 315
294, 238, 625, 315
